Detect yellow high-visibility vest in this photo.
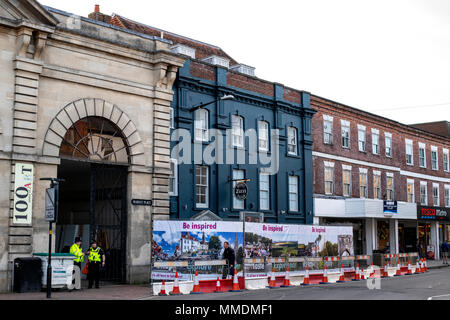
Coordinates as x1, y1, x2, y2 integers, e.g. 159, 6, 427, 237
70, 243, 84, 263
88, 247, 102, 263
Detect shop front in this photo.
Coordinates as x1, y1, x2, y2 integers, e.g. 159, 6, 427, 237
417, 206, 450, 260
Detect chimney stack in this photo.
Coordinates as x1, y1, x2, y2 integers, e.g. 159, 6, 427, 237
94, 4, 100, 13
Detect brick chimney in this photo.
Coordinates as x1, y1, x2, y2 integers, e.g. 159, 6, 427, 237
88, 4, 112, 24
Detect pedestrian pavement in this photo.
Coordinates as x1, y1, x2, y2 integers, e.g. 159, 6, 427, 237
0, 260, 448, 300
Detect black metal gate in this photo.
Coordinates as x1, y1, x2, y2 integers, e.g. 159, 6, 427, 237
90, 163, 128, 283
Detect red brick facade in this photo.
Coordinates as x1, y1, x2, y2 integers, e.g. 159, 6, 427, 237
312, 95, 450, 207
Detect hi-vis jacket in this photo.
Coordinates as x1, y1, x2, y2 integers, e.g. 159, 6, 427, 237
70, 243, 84, 263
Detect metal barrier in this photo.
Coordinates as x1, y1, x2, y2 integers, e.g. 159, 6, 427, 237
152, 261, 190, 281
408, 252, 419, 265
193, 260, 228, 280
324, 256, 340, 271
384, 254, 397, 267
340, 256, 355, 270
244, 258, 266, 278
266, 258, 286, 274
305, 257, 323, 273
287, 257, 306, 274
356, 255, 371, 269
398, 253, 408, 267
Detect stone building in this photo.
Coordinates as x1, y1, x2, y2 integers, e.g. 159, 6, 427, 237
0, 0, 185, 292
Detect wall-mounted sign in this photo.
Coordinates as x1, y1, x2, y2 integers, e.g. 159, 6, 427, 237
132, 199, 153, 207
417, 206, 450, 221
383, 201, 398, 215
234, 182, 248, 201
13, 163, 34, 225
45, 188, 56, 222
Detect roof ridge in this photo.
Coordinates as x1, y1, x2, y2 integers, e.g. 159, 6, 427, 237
112, 13, 224, 51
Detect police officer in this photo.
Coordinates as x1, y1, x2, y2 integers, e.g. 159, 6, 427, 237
70, 237, 84, 271
86, 240, 105, 289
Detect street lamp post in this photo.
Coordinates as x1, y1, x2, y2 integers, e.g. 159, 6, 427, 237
40, 177, 65, 299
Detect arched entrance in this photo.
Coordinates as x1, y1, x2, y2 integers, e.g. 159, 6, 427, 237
43, 99, 145, 284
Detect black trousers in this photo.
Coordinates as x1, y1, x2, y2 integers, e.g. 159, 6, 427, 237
88, 262, 101, 288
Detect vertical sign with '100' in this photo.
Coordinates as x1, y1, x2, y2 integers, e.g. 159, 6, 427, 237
13, 163, 34, 225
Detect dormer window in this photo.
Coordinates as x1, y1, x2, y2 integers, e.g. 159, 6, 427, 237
201, 55, 230, 68
171, 44, 196, 59
230, 64, 255, 76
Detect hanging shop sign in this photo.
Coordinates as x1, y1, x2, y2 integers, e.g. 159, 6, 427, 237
234, 182, 248, 201
417, 206, 450, 221
13, 163, 34, 225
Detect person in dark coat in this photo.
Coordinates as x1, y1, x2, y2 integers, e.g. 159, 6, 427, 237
222, 241, 236, 279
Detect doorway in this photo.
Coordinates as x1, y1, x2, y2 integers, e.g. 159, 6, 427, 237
56, 159, 128, 283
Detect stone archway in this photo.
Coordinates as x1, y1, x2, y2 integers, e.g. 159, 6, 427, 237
42, 98, 145, 166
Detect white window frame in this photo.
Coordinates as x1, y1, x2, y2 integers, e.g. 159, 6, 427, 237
194, 109, 209, 142
358, 125, 366, 152
288, 175, 299, 212
258, 120, 269, 152
419, 143, 426, 168
433, 183, 440, 207
288, 126, 298, 156
420, 181, 428, 206
444, 149, 449, 172
386, 173, 394, 201
431, 146, 438, 171
359, 168, 368, 198
445, 185, 450, 208
372, 129, 380, 155
233, 169, 245, 210
195, 165, 209, 208
373, 170, 381, 199
341, 120, 350, 149
407, 179, 415, 203
259, 172, 270, 211
405, 139, 413, 166
324, 162, 335, 195
169, 158, 178, 196
232, 115, 244, 148
342, 164, 352, 197
323, 115, 333, 145
385, 132, 392, 158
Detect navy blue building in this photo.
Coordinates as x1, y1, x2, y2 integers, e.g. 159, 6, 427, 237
169, 57, 316, 225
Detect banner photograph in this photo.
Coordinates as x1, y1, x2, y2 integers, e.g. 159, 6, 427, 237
151, 221, 353, 281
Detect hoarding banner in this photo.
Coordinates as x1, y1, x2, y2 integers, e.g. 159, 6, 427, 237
151, 221, 353, 281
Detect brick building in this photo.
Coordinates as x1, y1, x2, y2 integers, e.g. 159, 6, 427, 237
311, 95, 450, 258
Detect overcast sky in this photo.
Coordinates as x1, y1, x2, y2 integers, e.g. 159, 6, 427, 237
40, 0, 450, 125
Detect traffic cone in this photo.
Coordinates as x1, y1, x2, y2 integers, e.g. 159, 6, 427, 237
361, 268, 366, 280
352, 263, 361, 281
406, 261, 413, 275
415, 260, 422, 274
369, 263, 375, 278
301, 266, 311, 286
214, 277, 223, 293
190, 271, 203, 294
319, 265, 329, 284
337, 265, 346, 283
230, 268, 242, 292
281, 267, 292, 287
267, 267, 278, 288
158, 280, 167, 296
394, 261, 402, 277
381, 261, 389, 278
169, 272, 182, 295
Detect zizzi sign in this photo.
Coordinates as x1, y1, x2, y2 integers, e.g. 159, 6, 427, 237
417, 206, 450, 221
13, 163, 34, 225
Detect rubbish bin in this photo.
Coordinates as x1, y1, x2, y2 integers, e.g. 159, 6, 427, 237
13, 258, 42, 293
33, 253, 74, 289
